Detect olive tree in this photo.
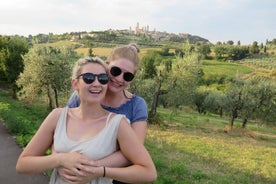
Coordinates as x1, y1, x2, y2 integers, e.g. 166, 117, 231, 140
16, 45, 78, 109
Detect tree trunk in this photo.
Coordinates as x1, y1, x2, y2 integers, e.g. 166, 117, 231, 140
229, 116, 234, 131
54, 88, 59, 108
47, 87, 53, 110
150, 92, 159, 117
219, 107, 223, 117
242, 118, 247, 128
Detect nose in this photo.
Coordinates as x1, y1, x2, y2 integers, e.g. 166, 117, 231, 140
93, 76, 102, 85
118, 73, 124, 81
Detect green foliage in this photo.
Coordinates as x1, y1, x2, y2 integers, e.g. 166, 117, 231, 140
16, 45, 78, 109
166, 52, 201, 107
0, 36, 29, 97
213, 44, 249, 61
0, 89, 49, 146
141, 50, 160, 78
250, 41, 260, 54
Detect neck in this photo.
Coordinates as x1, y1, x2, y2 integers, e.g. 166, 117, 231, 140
78, 103, 107, 119
103, 90, 128, 107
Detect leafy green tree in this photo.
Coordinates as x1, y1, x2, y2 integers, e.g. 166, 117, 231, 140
228, 46, 249, 60
141, 50, 160, 79
165, 51, 201, 108
197, 44, 211, 59
250, 41, 260, 54
0, 36, 9, 81
6, 36, 29, 98
204, 90, 226, 117
227, 40, 234, 45
250, 78, 276, 124
16, 45, 78, 109
213, 45, 228, 60
224, 79, 244, 130
193, 87, 209, 114
0, 36, 29, 97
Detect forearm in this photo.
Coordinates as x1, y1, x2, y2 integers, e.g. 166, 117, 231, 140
97, 150, 131, 167
104, 165, 157, 183
16, 154, 60, 174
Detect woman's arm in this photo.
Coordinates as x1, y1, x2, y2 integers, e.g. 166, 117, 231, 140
96, 120, 147, 167
103, 118, 157, 183
16, 109, 60, 173
16, 108, 93, 175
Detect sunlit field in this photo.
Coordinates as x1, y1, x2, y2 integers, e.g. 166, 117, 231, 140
146, 108, 276, 183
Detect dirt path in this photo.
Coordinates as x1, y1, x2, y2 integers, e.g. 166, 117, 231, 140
0, 121, 49, 183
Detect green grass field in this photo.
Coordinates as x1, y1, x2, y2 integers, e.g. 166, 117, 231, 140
147, 108, 276, 183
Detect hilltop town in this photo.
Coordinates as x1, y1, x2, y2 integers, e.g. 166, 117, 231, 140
69, 22, 210, 43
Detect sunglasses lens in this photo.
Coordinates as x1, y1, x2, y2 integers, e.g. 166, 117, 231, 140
82, 73, 95, 84
123, 73, 134, 82
110, 66, 134, 82
98, 74, 109, 84
110, 66, 122, 77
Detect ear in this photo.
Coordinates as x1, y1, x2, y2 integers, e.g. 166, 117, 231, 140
72, 79, 79, 91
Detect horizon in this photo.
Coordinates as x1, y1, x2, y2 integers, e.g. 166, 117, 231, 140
0, 0, 275, 45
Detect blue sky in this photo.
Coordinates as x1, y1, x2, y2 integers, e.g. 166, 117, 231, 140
0, 0, 275, 45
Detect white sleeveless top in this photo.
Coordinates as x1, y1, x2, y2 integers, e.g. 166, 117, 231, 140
50, 107, 124, 184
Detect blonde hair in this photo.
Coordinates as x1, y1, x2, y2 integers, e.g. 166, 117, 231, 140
106, 43, 140, 73
72, 56, 108, 80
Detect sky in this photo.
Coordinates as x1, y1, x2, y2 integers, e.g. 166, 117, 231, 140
0, 0, 275, 45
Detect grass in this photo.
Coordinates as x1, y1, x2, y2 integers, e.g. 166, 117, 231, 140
202, 60, 254, 78
0, 89, 275, 183
146, 108, 276, 183
0, 90, 50, 146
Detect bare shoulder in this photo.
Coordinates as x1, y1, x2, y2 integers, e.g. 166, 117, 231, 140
48, 107, 63, 118
43, 107, 64, 127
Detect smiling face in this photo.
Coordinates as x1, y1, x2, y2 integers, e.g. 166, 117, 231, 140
107, 58, 135, 93
73, 62, 108, 104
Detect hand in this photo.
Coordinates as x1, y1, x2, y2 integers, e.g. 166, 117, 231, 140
58, 167, 91, 184
58, 165, 102, 184
57, 152, 101, 183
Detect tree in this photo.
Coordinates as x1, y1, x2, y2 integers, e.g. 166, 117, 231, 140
224, 79, 244, 130
204, 90, 226, 117
88, 48, 95, 57
197, 44, 211, 59
16, 45, 78, 109
250, 41, 260, 54
227, 40, 234, 45
141, 50, 159, 79
6, 36, 29, 98
213, 45, 228, 60
0, 36, 9, 81
165, 49, 201, 108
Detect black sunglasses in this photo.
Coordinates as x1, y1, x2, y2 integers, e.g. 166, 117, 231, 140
77, 73, 109, 85
110, 66, 134, 82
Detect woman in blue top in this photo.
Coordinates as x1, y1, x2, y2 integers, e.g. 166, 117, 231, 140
64, 44, 148, 184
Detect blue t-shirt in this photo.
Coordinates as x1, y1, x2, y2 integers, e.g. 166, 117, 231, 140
67, 91, 148, 124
